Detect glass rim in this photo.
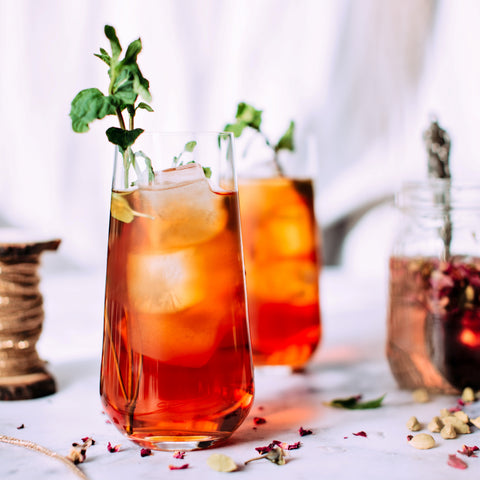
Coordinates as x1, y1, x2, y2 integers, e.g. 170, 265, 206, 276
396, 179, 480, 211
137, 130, 234, 138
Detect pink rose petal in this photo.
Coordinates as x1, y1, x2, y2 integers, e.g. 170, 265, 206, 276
448, 454, 468, 470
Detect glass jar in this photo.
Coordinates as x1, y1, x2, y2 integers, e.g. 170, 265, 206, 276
386, 180, 480, 393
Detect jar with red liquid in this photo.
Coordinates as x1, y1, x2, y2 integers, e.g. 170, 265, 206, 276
387, 180, 480, 393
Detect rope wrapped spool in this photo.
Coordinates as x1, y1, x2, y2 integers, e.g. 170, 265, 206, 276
0, 238, 60, 400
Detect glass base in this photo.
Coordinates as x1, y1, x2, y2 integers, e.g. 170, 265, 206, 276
127, 433, 231, 451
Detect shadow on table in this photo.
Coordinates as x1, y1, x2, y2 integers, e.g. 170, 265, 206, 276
226, 348, 397, 447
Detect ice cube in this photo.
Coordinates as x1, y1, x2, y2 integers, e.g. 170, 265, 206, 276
130, 164, 228, 250
247, 260, 319, 305
127, 249, 206, 314
155, 162, 206, 187
126, 248, 231, 366
255, 203, 315, 259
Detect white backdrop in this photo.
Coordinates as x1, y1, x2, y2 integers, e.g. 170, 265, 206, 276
0, 0, 478, 272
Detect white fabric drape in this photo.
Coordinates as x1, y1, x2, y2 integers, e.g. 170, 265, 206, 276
0, 0, 476, 272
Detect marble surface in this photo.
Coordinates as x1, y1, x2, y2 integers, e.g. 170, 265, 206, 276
1, 267, 479, 479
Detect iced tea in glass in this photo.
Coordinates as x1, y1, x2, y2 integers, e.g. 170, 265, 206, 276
239, 176, 322, 369
100, 133, 254, 450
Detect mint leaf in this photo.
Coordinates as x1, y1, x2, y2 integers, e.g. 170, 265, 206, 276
224, 122, 247, 138
71, 25, 154, 188
137, 102, 154, 112
112, 80, 138, 105
184, 141, 197, 152
325, 394, 386, 410
236, 102, 262, 130
106, 127, 144, 151
132, 69, 151, 102
134, 150, 155, 183
275, 120, 295, 152
104, 25, 122, 61
173, 141, 197, 166
94, 48, 111, 66
123, 39, 142, 64
70, 88, 118, 133
224, 101, 295, 176
171, 142, 209, 178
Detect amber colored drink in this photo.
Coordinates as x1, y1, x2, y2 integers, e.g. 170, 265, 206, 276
387, 256, 480, 392
101, 164, 254, 450
238, 177, 321, 368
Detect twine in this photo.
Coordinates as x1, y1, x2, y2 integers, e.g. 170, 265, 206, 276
0, 435, 88, 479
0, 238, 60, 378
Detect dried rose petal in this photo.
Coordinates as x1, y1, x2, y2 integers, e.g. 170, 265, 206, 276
16, 424, 24, 430
431, 270, 455, 291
299, 427, 313, 436
287, 442, 301, 450
448, 406, 462, 413
140, 448, 152, 457
245, 446, 286, 466
173, 451, 186, 459
107, 442, 121, 453
81, 437, 95, 445
168, 464, 189, 470
253, 417, 266, 425
458, 445, 479, 457
448, 454, 468, 469
255, 441, 282, 454
255, 446, 271, 455
407, 435, 413, 441
353, 431, 367, 438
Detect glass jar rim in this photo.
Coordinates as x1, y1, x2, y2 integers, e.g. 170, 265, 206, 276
396, 179, 480, 211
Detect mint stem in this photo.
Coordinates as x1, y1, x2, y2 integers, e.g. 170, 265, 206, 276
259, 130, 284, 176
116, 108, 126, 130
273, 152, 285, 176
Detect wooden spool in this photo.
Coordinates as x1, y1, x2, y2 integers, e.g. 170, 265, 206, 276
0, 236, 61, 400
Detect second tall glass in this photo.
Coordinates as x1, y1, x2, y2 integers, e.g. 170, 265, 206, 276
238, 156, 322, 370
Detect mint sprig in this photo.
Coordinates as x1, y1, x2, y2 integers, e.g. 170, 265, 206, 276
70, 25, 154, 187
324, 394, 386, 410
224, 102, 295, 175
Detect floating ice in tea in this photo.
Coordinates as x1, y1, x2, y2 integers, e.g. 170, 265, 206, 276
102, 161, 254, 450
239, 176, 321, 368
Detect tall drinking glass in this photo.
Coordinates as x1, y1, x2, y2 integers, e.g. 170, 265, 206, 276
100, 132, 254, 451
238, 147, 322, 370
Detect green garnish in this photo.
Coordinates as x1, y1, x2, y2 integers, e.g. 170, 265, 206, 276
70, 25, 154, 186
172, 141, 212, 179
173, 141, 197, 167
224, 102, 295, 176
324, 394, 386, 410
110, 193, 154, 223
